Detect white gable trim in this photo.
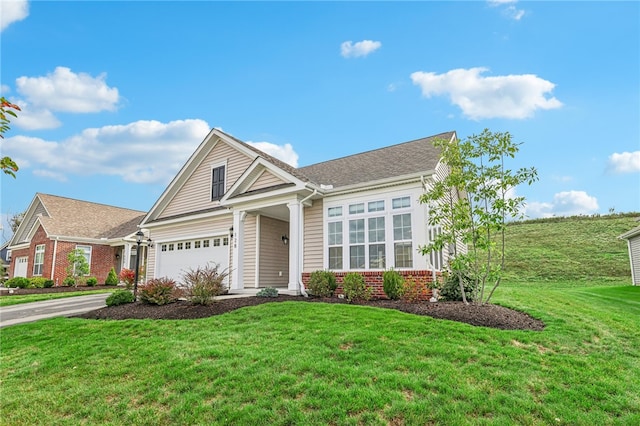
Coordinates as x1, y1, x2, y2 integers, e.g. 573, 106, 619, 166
141, 129, 258, 225
220, 156, 312, 204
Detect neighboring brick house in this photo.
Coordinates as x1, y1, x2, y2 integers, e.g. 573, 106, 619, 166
7, 193, 146, 285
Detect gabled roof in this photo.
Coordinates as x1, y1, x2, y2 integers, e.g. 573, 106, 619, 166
620, 224, 640, 240
10, 193, 146, 245
298, 131, 455, 188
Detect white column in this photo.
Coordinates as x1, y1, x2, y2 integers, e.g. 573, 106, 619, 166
230, 210, 245, 291
287, 200, 302, 293
123, 243, 132, 270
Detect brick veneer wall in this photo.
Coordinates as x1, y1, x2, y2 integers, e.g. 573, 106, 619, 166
302, 269, 442, 300
9, 225, 118, 285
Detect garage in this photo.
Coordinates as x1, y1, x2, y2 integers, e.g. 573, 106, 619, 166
14, 256, 28, 278
155, 236, 229, 284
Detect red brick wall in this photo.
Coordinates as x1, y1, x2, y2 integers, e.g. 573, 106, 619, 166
9, 225, 118, 285
302, 269, 442, 300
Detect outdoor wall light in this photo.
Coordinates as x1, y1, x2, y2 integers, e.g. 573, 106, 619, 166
281, 234, 289, 245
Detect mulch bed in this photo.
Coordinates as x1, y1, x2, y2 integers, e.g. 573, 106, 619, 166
74, 294, 545, 331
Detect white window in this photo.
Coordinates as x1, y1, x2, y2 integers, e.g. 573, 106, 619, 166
203, 240, 210, 248
328, 206, 342, 217
393, 214, 413, 267
326, 194, 415, 271
185, 242, 191, 250
223, 237, 229, 246
177, 242, 183, 250
194, 241, 201, 249
168, 243, 174, 251
213, 238, 221, 247
349, 203, 364, 214
33, 244, 45, 276
76, 245, 92, 274
328, 222, 343, 269
161, 244, 167, 252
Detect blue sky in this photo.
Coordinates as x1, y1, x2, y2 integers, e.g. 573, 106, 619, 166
1, 0, 639, 242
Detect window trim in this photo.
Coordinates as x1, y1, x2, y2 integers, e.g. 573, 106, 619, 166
75, 244, 93, 275
33, 244, 45, 276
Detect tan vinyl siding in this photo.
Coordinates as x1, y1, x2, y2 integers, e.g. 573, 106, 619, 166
159, 140, 255, 219
629, 235, 640, 285
258, 216, 289, 287
15, 201, 47, 243
242, 214, 257, 288
248, 170, 286, 192
303, 199, 323, 272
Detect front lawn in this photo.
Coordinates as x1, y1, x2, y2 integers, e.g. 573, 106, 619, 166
1, 280, 639, 425
0, 289, 114, 307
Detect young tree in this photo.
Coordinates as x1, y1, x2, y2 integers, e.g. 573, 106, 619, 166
66, 249, 90, 287
0, 97, 21, 178
420, 129, 538, 305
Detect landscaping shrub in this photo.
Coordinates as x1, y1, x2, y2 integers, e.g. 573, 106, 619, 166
43, 279, 54, 288
256, 287, 279, 298
341, 272, 372, 303
5, 277, 29, 288
86, 276, 98, 286
401, 276, 429, 303
106, 290, 135, 306
181, 263, 228, 305
119, 268, 135, 289
139, 277, 182, 305
29, 277, 47, 288
105, 267, 119, 286
383, 269, 404, 300
307, 270, 337, 297
440, 272, 477, 302
62, 276, 76, 287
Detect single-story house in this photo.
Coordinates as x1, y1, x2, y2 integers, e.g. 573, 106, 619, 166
620, 222, 640, 285
140, 128, 464, 296
7, 193, 147, 285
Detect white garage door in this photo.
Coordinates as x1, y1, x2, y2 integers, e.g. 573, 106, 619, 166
156, 236, 229, 284
14, 256, 28, 278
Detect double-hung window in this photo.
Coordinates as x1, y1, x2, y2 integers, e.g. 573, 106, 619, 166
211, 165, 226, 201
392, 197, 413, 268
75, 245, 92, 275
33, 244, 45, 276
328, 207, 343, 269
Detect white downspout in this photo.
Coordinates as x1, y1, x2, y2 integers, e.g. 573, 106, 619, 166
297, 189, 317, 297
421, 176, 438, 286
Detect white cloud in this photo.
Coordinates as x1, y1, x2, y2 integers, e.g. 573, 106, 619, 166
16, 67, 119, 113
2, 119, 211, 184
525, 190, 599, 218
246, 141, 299, 168
340, 40, 381, 58
11, 100, 61, 130
1, 84, 10, 95
411, 67, 562, 120
487, 0, 525, 21
1, 0, 29, 31
607, 151, 640, 174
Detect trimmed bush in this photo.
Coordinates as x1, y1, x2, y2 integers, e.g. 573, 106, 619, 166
440, 272, 477, 302
401, 276, 429, 303
29, 277, 47, 288
383, 269, 404, 300
256, 287, 279, 298
63, 276, 76, 287
181, 263, 228, 305
43, 279, 54, 288
306, 270, 337, 297
86, 276, 98, 286
5, 277, 29, 288
106, 290, 135, 306
139, 277, 182, 305
341, 272, 372, 303
105, 267, 119, 286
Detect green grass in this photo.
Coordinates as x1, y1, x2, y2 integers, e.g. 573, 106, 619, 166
504, 213, 638, 281
2, 280, 639, 425
0, 289, 114, 307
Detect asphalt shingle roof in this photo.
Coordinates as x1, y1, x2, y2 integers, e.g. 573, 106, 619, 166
36, 193, 146, 239
298, 131, 454, 188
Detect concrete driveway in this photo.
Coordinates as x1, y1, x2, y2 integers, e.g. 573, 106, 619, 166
0, 293, 110, 328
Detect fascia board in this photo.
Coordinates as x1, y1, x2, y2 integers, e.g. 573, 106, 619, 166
9, 194, 43, 246
325, 171, 435, 196
619, 225, 640, 240
222, 184, 310, 207
143, 207, 232, 228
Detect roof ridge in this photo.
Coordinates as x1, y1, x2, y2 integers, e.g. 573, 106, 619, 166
37, 192, 147, 214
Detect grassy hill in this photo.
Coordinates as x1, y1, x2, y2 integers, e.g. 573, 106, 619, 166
502, 212, 639, 282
